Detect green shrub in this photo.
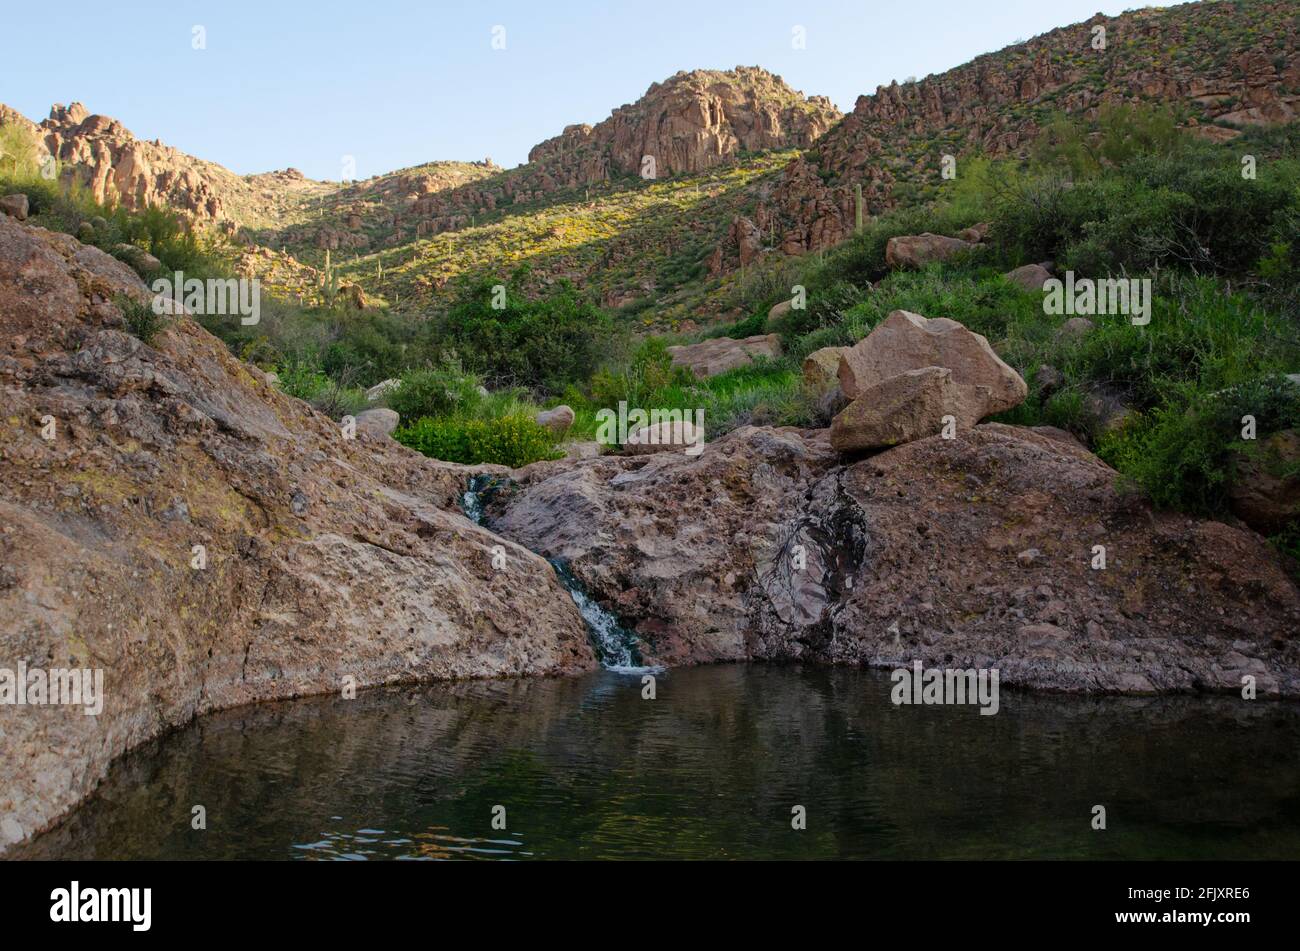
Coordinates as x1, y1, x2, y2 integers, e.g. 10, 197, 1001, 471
117, 295, 169, 344
428, 272, 614, 393
388, 360, 484, 423
394, 414, 562, 467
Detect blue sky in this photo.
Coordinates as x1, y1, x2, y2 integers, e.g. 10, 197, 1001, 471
3, 0, 1149, 180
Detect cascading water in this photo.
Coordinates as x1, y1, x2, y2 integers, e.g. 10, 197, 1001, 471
461, 475, 652, 673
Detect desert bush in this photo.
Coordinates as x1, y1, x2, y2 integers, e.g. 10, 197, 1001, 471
393, 414, 562, 467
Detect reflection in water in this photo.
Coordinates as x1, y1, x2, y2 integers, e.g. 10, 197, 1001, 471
18, 665, 1300, 860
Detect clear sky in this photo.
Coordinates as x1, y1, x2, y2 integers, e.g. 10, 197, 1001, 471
3, 0, 1154, 180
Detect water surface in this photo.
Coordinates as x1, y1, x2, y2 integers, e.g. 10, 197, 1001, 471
20, 665, 1300, 860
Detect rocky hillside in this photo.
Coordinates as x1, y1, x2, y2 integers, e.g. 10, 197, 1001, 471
527, 66, 839, 181
747, 0, 1299, 257
0, 102, 336, 229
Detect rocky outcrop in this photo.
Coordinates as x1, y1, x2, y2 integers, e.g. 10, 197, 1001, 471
489, 424, 1299, 693
0, 215, 596, 853
667, 333, 782, 378
527, 67, 840, 183
0, 102, 342, 230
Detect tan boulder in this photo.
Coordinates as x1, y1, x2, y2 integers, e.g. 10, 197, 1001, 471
0, 194, 29, 221
802, 346, 848, 390
624, 419, 703, 455
830, 366, 984, 451
355, 407, 399, 438
957, 221, 991, 243
536, 404, 576, 434
667, 333, 781, 378
1005, 263, 1053, 292
837, 310, 1027, 414
884, 233, 975, 269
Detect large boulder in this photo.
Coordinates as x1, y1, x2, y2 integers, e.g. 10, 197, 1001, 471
667, 334, 782, 378
884, 233, 975, 269
1005, 263, 1053, 292
624, 419, 703, 455
837, 310, 1027, 413
1229, 430, 1300, 534
536, 404, 575, 435
0, 194, 30, 221
354, 407, 399, 438
490, 424, 1300, 693
830, 366, 984, 451
802, 346, 848, 390
0, 215, 596, 854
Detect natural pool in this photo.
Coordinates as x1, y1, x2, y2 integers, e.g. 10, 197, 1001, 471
19, 665, 1300, 860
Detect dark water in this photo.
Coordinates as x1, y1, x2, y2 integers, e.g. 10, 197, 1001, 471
18, 665, 1300, 860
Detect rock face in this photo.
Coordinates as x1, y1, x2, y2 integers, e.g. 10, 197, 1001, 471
667, 333, 781, 378
830, 366, 983, 451
0, 215, 596, 853
884, 233, 976, 269
838, 310, 1027, 412
527, 67, 840, 182
489, 424, 1299, 693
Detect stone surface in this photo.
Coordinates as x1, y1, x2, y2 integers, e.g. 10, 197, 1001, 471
884, 233, 976, 269
1005, 263, 1053, 291
838, 310, 1027, 414
802, 346, 849, 390
1228, 430, 1300, 535
354, 407, 399, 438
365, 378, 400, 402
667, 333, 781, 378
830, 366, 984, 451
0, 194, 29, 221
0, 215, 595, 854
623, 419, 703, 455
536, 404, 576, 434
490, 423, 1300, 694
1055, 316, 1097, 342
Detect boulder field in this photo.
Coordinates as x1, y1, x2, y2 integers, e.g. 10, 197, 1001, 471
1, 213, 1298, 856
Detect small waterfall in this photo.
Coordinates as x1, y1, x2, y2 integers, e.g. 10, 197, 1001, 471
461, 476, 652, 674
547, 559, 647, 673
